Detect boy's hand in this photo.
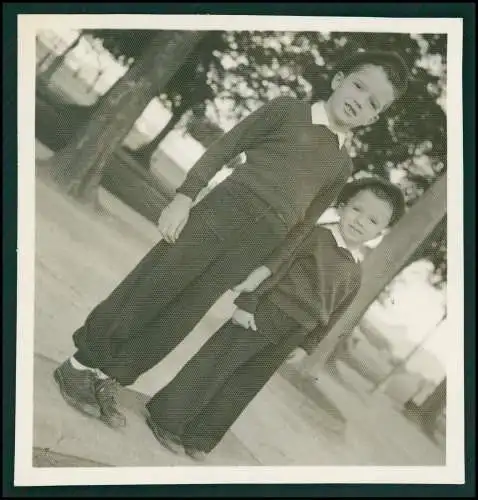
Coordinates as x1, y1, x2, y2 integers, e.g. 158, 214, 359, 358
232, 266, 272, 293
157, 193, 193, 243
231, 308, 257, 331
285, 347, 308, 365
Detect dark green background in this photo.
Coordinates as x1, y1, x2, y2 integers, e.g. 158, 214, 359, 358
3, 2, 475, 497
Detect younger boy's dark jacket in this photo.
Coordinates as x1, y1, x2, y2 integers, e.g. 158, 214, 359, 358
234, 225, 362, 355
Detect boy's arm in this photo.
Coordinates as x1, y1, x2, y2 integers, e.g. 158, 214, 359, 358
302, 159, 353, 228
232, 266, 272, 294
262, 165, 352, 274
176, 96, 295, 202
233, 289, 264, 315
233, 267, 279, 314
300, 278, 361, 355
262, 220, 311, 274
234, 231, 315, 314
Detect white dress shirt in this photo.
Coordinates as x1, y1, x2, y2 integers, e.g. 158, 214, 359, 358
310, 101, 347, 149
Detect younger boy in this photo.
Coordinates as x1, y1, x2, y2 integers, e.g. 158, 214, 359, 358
144, 177, 406, 460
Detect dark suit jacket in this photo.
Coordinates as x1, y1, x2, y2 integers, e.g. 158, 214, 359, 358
235, 225, 361, 355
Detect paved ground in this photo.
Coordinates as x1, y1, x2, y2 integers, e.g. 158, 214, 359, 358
31, 142, 445, 467
33, 448, 110, 468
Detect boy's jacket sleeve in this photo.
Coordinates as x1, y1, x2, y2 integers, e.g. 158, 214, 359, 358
176, 96, 294, 201
300, 156, 353, 228
234, 229, 315, 313
262, 166, 351, 274
233, 290, 263, 314
262, 220, 311, 274
233, 256, 295, 314
299, 278, 361, 355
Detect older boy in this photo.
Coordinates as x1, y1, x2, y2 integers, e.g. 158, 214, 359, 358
54, 51, 410, 428
144, 177, 406, 460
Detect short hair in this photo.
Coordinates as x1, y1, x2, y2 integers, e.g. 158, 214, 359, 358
336, 176, 406, 227
334, 50, 410, 101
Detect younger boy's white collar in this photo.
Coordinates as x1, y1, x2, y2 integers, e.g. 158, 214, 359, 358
322, 223, 363, 263
311, 101, 347, 149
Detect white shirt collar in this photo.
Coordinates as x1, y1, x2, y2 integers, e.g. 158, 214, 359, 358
310, 101, 347, 149
322, 223, 363, 263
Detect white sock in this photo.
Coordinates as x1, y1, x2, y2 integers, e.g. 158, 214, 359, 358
70, 356, 111, 380
70, 356, 95, 371
95, 369, 110, 380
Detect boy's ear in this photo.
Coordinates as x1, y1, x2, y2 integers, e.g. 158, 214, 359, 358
331, 71, 345, 91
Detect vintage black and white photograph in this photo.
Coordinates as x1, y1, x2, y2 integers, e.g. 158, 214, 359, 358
15, 13, 464, 486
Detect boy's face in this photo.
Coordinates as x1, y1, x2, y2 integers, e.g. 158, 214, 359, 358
338, 190, 393, 246
327, 64, 396, 129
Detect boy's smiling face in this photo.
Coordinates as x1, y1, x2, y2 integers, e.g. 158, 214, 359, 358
326, 64, 396, 130
338, 189, 394, 247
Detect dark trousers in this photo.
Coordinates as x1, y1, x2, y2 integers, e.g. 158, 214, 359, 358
72, 180, 288, 386
145, 298, 305, 453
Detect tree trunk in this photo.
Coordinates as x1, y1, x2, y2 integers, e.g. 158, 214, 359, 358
38, 32, 83, 83
300, 175, 447, 375
417, 377, 446, 433
400, 215, 447, 277
125, 110, 184, 169
45, 31, 207, 204
36, 51, 52, 72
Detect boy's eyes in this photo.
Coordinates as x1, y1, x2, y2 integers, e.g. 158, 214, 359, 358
353, 81, 380, 110
351, 207, 378, 224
